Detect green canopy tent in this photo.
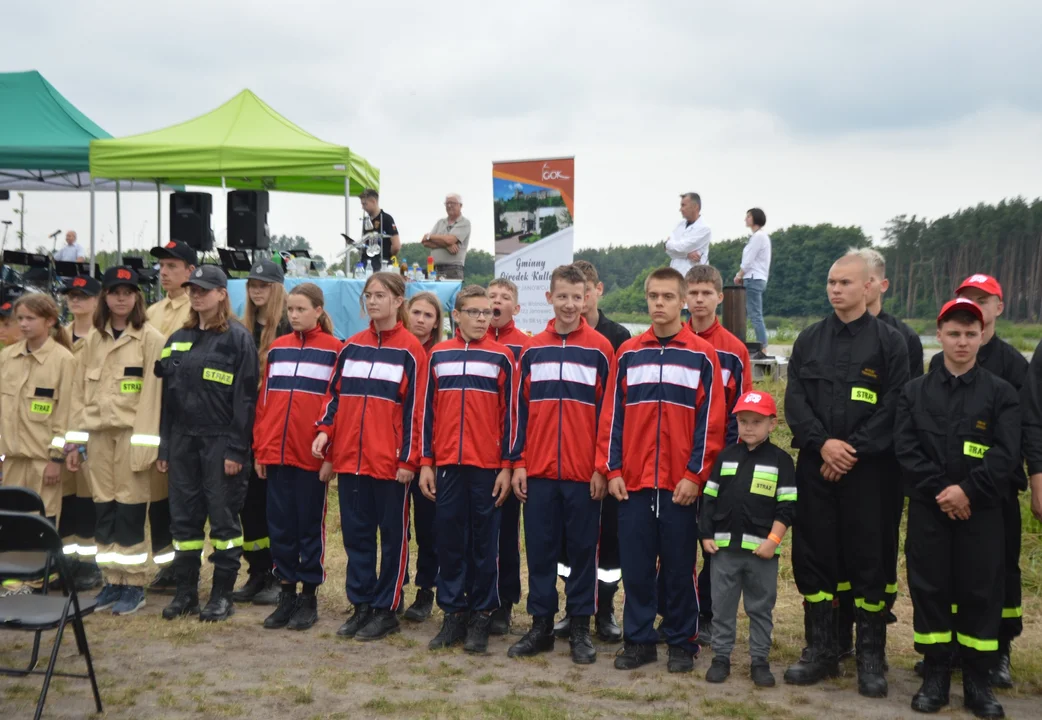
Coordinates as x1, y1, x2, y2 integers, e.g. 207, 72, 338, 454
0, 70, 171, 268
90, 89, 380, 243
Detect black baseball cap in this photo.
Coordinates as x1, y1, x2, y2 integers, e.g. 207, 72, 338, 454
103, 266, 140, 290
60, 275, 102, 297
0, 288, 16, 317
247, 258, 284, 284
150, 240, 198, 267
182, 264, 228, 291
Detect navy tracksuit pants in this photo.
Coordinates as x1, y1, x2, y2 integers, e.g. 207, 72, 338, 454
435, 465, 501, 614
499, 492, 522, 606
406, 480, 438, 590
619, 488, 701, 651
339, 475, 410, 612
266, 465, 329, 587
524, 478, 600, 618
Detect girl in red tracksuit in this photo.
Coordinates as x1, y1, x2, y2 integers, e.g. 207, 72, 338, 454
313, 273, 427, 643
420, 285, 515, 654
253, 283, 340, 632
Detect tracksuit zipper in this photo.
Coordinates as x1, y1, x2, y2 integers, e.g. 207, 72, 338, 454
557, 334, 566, 481
458, 341, 469, 464
653, 343, 665, 518
356, 331, 380, 474
278, 332, 306, 465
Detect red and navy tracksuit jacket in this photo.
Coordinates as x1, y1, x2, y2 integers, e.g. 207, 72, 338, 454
691, 318, 752, 447
254, 325, 341, 586
317, 321, 427, 478
510, 317, 614, 482
422, 331, 515, 469
487, 320, 530, 363
597, 324, 727, 493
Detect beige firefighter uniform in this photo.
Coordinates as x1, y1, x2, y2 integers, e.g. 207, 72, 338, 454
67, 321, 165, 585
0, 336, 76, 518
59, 325, 97, 557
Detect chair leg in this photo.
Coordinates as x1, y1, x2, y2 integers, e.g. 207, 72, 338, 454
34, 615, 67, 720
72, 615, 103, 713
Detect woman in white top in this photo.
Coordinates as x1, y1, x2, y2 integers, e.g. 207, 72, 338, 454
734, 208, 771, 357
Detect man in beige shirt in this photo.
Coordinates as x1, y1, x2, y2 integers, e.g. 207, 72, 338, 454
422, 193, 471, 280
144, 239, 197, 593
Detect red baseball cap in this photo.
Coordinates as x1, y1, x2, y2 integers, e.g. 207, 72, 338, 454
937, 297, 984, 326
956, 274, 1002, 300
733, 390, 777, 417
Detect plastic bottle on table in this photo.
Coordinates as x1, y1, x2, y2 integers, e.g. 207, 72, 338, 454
427, 255, 434, 277
353, 262, 364, 280
364, 259, 374, 279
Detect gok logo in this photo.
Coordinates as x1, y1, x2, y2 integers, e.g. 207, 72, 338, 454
165, 241, 177, 249
745, 392, 762, 404
116, 269, 132, 280
73, 277, 87, 288
968, 274, 989, 284
541, 163, 570, 181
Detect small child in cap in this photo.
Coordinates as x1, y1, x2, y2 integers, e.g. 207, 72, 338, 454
699, 389, 796, 687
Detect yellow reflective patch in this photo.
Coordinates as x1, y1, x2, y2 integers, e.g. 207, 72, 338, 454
30, 399, 53, 415
203, 368, 234, 385
750, 477, 777, 497
963, 441, 988, 459
120, 379, 143, 394
851, 387, 877, 404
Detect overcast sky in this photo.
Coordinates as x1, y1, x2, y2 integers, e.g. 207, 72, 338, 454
4, 1, 1041, 265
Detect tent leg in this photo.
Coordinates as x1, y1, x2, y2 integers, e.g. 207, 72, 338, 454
344, 174, 350, 237
89, 180, 96, 275
115, 180, 122, 265
156, 181, 161, 246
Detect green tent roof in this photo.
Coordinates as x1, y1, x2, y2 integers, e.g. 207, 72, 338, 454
89, 89, 379, 196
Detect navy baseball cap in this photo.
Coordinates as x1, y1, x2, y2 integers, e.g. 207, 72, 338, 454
182, 264, 228, 291
60, 275, 102, 297
102, 266, 140, 290
151, 240, 198, 267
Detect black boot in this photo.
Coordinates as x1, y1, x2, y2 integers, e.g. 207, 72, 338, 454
614, 641, 657, 670
356, 608, 400, 641
263, 590, 299, 629
553, 615, 571, 639
963, 667, 1005, 719
199, 570, 236, 622
595, 581, 622, 643
989, 639, 1013, 689
429, 611, 469, 650
489, 604, 512, 636
252, 570, 280, 606
147, 564, 179, 595
836, 594, 855, 660
784, 601, 839, 686
667, 646, 695, 674
232, 570, 278, 604
507, 616, 555, 658
161, 567, 200, 620
855, 608, 888, 698
911, 655, 950, 713
74, 560, 103, 592
464, 612, 493, 654
337, 603, 373, 638
569, 616, 596, 665
404, 588, 435, 622
288, 594, 319, 631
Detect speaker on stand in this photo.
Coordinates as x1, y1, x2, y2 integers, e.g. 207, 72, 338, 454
170, 192, 214, 251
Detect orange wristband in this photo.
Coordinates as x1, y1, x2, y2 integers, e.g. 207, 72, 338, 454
768, 533, 783, 544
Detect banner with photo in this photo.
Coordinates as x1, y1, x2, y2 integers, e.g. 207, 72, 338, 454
492, 157, 575, 333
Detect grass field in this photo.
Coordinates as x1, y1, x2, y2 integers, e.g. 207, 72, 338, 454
1, 380, 1041, 719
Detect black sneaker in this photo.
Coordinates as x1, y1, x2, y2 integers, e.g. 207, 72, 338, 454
667, 646, 695, 674
429, 611, 469, 650
614, 641, 657, 670
337, 603, 373, 638
288, 595, 319, 631
751, 658, 776, 687
489, 604, 512, 636
147, 565, 179, 595
356, 608, 400, 641
74, 561, 103, 592
507, 616, 555, 658
569, 616, 596, 665
706, 655, 730, 683
403, 588, 435, 623
263, 591, 299, 629
464, 612, 493, 654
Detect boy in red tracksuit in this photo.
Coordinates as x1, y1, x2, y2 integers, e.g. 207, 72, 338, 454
685, 265, 753, 642
506, 265, 615, 665
253, 284, 341, 632
421, 285, 515, 654
598, 267, 726, 673
313, 273, 427, 643
486, 277, 531, 634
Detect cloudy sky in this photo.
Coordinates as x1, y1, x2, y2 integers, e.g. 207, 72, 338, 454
3, 1, 1041, 264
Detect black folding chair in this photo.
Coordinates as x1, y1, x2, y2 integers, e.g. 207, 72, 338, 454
0, 486, 50, 581
0, 510, 102, 719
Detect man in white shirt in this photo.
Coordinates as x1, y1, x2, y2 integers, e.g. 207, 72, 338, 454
422, 193, 471, 280
53, 230, 86, 263
734, 207, 771, 358
665, 193, 711, 276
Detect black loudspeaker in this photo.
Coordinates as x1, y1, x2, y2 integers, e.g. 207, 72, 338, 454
170, 192, 214, 251
227, 190, 269, 249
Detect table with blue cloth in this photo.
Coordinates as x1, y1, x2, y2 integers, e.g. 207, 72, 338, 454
227, 278, 462, 339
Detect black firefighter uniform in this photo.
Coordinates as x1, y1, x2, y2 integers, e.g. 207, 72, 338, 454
0, 337, 77, 518
67, 321, 166, 586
